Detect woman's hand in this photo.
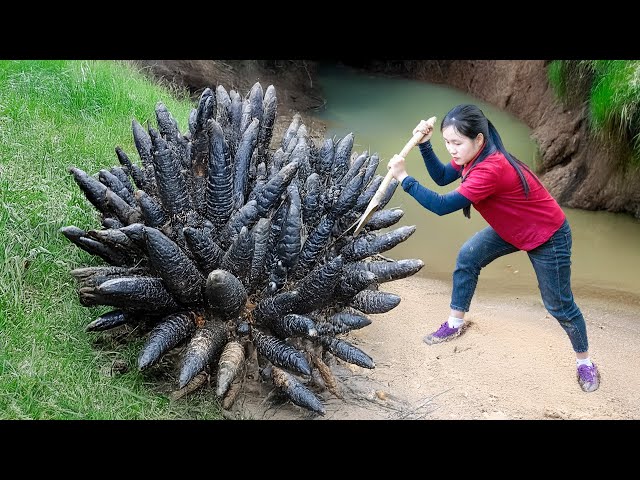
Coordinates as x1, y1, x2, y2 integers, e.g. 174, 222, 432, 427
387, 154, 408, 183
413, 119, 434, 143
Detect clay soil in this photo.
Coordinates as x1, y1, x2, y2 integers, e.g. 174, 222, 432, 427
223, 275, 640, 420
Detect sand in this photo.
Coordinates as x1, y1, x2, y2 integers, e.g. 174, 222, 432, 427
224, 275, 640, 420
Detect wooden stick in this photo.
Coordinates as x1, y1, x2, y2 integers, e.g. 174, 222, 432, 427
352, 116, 437, 236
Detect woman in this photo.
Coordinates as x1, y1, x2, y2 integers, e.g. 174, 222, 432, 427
387, 104, 600, 393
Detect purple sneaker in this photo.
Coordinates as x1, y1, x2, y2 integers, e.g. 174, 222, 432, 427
423, 321, 466, 345
577, 363, 600, 392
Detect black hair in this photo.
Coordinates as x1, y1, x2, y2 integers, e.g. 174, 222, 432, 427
441, 104, 540, 218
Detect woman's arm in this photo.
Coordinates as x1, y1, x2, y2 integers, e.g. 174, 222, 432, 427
418, 141, 461, 186
401, 175, 471, 215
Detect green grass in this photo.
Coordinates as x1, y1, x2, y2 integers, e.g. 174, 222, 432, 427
0, 60, 223, 419
548, 60, 640, 166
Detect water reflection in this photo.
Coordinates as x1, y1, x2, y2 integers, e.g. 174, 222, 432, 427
311, 64, 640, 304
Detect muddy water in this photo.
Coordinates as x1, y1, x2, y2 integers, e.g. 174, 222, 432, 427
311, 64, 640, 306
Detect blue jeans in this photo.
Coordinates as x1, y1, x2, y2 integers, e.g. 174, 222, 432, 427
450, 219, 589, 353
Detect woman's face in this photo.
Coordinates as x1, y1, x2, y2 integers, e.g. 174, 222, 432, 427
442, 125, 484, 167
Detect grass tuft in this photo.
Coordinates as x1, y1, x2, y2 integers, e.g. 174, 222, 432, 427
548, 60, 640, 166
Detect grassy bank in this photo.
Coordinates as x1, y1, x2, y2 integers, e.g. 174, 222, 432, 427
548, 60, 640, 166
0, 60, 223, 419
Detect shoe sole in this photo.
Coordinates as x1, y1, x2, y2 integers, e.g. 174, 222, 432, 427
423, 323, 467, 345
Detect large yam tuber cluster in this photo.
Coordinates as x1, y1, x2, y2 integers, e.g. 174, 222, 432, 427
63, 82, 423, 416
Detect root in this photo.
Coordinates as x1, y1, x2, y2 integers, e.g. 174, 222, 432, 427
169, 371, 209, 401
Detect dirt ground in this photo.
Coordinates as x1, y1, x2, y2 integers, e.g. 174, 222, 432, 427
223, 275, 640, 421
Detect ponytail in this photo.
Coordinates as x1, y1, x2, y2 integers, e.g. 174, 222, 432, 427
487, 120, 539, 199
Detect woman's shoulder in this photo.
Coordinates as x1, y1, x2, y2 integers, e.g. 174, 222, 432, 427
486, 149, 508, 162
473, 150, 506, 171
480, 150, 510, 172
